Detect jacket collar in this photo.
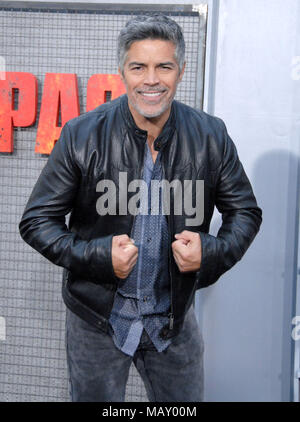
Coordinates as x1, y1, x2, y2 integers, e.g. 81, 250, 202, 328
120, 94, 176, 151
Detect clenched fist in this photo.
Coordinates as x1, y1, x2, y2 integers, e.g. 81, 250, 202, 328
171, 230, 202, 273
111, 235, 138, 279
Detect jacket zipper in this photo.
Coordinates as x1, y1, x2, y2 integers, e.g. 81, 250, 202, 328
167, 214, 175, 330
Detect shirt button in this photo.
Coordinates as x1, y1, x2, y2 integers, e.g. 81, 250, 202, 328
143, 296, 149, 302
147, 237, 152, 242
161, 328, 168, 337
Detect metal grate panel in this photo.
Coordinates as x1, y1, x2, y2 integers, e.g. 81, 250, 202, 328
0, 3, 207, 402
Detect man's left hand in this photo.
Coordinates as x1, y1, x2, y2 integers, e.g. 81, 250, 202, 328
171, 230, 202, 273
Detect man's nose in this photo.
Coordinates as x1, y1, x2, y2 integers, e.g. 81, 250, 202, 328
143, 69, 160, 85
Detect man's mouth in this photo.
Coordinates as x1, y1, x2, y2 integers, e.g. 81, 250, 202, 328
137, 89, 167, 101
140, 91, 164, 97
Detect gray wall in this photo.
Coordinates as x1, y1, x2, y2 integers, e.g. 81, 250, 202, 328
198, 0, 300, 402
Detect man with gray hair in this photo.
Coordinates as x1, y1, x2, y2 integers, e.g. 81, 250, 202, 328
19, 14, 262, 402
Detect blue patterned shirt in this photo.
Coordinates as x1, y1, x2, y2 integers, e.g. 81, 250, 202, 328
109, 142, 171, 356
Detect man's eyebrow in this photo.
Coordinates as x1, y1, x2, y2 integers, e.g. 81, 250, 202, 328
158, 62, 176, 67
127, 61, 177, 68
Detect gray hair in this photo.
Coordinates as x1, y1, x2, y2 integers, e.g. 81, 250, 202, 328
117, 14, 185, 74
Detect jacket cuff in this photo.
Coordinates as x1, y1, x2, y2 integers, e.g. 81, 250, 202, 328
195, 231, 221, 289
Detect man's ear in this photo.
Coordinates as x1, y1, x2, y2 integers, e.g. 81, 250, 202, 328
118, 67, 124, 83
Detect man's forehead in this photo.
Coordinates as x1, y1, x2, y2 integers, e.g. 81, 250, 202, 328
128, 39, 175, 53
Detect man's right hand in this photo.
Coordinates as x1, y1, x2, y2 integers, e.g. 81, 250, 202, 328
111, 235, 138, 279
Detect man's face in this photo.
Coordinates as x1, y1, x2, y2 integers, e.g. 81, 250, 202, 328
119, 39, 185, 121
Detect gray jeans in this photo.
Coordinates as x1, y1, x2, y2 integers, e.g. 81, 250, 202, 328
65, 305, 204, 402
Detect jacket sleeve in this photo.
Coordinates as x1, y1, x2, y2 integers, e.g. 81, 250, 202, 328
19, 122, 118, 285
196, 121, 262, 289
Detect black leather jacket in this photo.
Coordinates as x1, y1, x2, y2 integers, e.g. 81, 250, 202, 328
19, 94, 262, 339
